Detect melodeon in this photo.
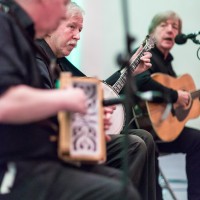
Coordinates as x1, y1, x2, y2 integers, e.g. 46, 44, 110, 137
58, 72, 106, 164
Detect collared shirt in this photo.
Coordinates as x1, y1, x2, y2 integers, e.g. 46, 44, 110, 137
0, 0, 40, 95
0, 1, 57, 162
36, 39, 57, 89
135, 46, 178, 103
36, 39, 86, 90
148, 46, 177, 77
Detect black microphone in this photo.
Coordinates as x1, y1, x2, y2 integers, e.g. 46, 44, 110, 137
103, 96, 125, 106
175, 31, 200, 44
135, 91, 171, 103
102, 91, 171, 106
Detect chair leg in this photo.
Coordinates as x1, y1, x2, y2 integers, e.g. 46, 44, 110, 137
159, 167, 178, 200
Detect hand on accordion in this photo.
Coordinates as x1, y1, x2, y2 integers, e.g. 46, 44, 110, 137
61, 86, 88, 114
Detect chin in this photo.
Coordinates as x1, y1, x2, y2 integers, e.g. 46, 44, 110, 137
163, 43, 173, 50
63, 51, 71, 56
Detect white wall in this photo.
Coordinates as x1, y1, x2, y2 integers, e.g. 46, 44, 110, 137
70, 0, 200, 129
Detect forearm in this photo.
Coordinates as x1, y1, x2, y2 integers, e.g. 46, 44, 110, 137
0, 85, 75, 124
135, 72, 178, 103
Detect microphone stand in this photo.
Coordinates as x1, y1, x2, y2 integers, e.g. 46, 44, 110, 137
186, 34, 200, 61
193, 37, 200, 61
117, 0, 139, 199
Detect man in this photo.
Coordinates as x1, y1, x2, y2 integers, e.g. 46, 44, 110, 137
0, 0, 140, 200
36, 2, 156, 200
135, 11, 200, 200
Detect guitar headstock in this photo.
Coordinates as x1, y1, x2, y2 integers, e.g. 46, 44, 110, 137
142, 35, 156, 51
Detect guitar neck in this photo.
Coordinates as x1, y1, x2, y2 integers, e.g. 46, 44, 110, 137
191, 89, 200, 99
112, 45, 150, 94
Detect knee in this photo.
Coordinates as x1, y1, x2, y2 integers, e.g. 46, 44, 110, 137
137, 129, 155, 152
126, 185, 141, 200
128, 135, 147, 158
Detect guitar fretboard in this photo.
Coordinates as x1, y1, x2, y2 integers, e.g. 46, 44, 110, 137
191, 90, 200, 99
112, 45, 151, 94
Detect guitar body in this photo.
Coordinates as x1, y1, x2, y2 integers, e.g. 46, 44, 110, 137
102, 82, 125, 135
135, 73, 200, 141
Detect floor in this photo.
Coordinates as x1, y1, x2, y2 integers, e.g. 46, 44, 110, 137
159, 153, 187, 200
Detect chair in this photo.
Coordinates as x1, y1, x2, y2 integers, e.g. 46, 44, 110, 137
159, 166, 178, 200
157, 148, 187, 200
132, 108, 187, 199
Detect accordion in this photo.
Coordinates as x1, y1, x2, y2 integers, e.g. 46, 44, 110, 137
58, 72, 106, 164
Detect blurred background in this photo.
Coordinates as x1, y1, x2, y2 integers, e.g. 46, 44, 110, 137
68, 1, 200, 199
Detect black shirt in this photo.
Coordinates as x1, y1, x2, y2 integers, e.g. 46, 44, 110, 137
36, 39, 57, 89
135, 46, 178, 103
36, 39, 86, 89
0, 1, 57, 162
0, 2, 40, 95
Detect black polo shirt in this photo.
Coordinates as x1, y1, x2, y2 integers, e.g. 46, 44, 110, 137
0, 1, 57, 162
36, 39, 86, 90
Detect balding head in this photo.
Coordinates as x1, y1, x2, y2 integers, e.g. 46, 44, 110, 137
15, 0, 70, 38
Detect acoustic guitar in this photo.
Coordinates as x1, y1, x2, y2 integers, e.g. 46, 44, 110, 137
133, 73, 200, 141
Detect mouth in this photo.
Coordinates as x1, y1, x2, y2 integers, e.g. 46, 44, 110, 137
66, 44, 76, 50
69, 43, 76, 48
163, 37, 174, 42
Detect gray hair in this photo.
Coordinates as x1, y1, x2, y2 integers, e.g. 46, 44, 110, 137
66, 1, 84, 18
148, 11, 182, 34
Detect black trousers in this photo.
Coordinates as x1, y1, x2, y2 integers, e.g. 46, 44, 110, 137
0, 160, 140, 200
156, 126, 200, 200
106, 129, 156, 200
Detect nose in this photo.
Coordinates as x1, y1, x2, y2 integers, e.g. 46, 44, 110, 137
73, 31, 80, 40
166, 24, 173, 32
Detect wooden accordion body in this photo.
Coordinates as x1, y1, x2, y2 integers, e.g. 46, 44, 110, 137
58, 72, 106, 164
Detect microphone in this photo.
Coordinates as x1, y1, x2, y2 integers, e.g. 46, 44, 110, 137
102, 91, 171, 106
103, 96, 125, 106
135, 91, 171, 103
175, 31, 200, 44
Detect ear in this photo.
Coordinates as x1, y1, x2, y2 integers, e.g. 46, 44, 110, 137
46, 34, 51, 37
44, 34, 51, 40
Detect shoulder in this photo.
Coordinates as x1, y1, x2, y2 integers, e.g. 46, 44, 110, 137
0, 11, 23, 44
0, 12, 13, 32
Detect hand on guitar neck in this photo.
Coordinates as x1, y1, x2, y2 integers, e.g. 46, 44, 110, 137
127, 35, 155, 76
129, 46, 152, 76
